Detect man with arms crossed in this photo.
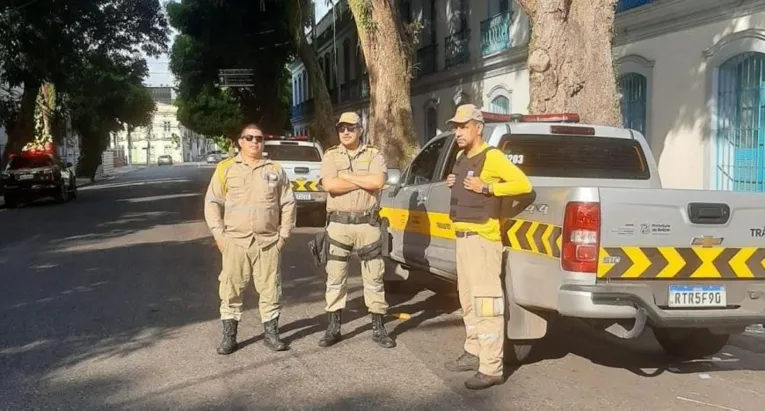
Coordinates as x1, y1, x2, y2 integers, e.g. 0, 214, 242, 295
316, 112, 395, 349
204, 122, 296, 355
444, 104, 533, 390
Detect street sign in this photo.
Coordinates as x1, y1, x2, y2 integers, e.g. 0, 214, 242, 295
218, 69, 254, 88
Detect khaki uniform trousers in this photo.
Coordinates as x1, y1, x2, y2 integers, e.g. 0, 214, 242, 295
456, 232, 505, 377
219, 238, 282, 323
325, 221, 388, 314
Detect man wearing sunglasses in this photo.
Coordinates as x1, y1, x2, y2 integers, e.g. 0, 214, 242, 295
204, 122, 296, 355
315, 111, 395, 349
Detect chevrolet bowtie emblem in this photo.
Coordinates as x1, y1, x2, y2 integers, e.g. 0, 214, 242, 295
691, 235, 724, 248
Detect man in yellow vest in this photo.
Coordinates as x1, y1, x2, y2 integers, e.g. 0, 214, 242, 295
204, 122, 296, 355
444, 104, 533, 390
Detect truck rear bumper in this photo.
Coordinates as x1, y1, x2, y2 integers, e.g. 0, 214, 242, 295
558, 283, 765, 329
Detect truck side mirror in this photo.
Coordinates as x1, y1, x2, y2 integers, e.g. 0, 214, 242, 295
386, 168, 401, 185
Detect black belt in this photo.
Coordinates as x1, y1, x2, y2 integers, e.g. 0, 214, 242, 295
455, 231, 478, 238
328, 211, 377, 225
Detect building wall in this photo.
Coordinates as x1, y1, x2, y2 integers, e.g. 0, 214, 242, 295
613, 8, 765, 190
291, 0, 765, 192
112, 102, 211, 164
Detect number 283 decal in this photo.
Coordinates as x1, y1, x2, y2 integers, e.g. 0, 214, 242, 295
506, 154, 524, 165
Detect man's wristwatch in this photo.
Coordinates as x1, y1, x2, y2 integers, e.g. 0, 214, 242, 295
482, 184, 490, 195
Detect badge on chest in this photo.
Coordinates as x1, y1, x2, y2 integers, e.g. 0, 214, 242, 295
263, 171, 280, 187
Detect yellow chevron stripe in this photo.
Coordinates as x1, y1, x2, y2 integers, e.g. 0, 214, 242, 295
526, 221, 540, 254
379, 207, 562, 260
656, 247, 684, 278
541, 224, 554, 257
597, 248, 615, 277
506, 220, 522, 251
622, 247, 651, 278
690, 248, 725, 278
293, 180, 323, 191
728, 247, 755, 278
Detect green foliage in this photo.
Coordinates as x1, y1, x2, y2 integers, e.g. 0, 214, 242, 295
63, 52, 159, 178
349, 0, 374, 31
0, 0, 169, 168
167, 0, 294, 138
175, 82, 243, 138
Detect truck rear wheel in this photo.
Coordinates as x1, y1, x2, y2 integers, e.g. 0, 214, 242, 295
653, 327, 730, 360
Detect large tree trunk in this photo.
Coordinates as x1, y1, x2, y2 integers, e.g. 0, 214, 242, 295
347, 0, 418, 169
126, 124, 133, 165
1, 81, 40, 165
516, 0, 622, 126
287, 0, 337, 148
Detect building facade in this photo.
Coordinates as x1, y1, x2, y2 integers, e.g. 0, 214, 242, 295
289, 0, 765, 192
111, 87, 216, 164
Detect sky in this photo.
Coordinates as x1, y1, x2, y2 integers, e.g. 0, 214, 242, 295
144, 1, 333, 88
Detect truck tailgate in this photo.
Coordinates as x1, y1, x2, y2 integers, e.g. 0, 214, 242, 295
281, 161, 322, 192
597, 187, 765, 281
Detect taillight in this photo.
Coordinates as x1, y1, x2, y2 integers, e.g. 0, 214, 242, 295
562, 201, 600, 273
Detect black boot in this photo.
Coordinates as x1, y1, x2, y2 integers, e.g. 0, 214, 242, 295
371, 313, 396, 348
318, 310, 342, 347
263, 317, 288, 351
217, 319, 238, 355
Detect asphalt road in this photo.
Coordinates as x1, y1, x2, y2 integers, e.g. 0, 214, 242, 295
1, 164, 765, 411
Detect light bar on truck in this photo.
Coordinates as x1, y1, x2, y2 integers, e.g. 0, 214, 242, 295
515, 113, 581, 123
481, 112, 582, 124
550, 125, 596, 135
264, 135, 309, 141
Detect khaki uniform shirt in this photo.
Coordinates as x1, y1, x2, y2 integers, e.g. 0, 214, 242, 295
319, 144, 387, 213
204, 154, 296, 248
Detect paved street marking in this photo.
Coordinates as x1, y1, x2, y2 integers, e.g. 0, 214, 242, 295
676, 397, 741, 411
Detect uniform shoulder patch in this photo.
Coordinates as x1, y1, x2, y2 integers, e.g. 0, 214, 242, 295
215, 158, 236, 195
325, 145, 340, 154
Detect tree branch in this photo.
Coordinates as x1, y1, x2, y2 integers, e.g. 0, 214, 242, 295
515, 0, 538, 20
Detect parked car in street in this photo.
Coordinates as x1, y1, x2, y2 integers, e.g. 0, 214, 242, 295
206, 151, 225, 164
1, 147, 77, 208
157, 155, 173, 165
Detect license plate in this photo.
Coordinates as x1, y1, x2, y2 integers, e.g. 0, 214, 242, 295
295, 193, 311, 201
668, 285, 726, 308
19, 174, 33, 180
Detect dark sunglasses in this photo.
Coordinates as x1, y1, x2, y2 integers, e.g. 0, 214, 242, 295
337, 125, 357, 133
241, 134, 264, 142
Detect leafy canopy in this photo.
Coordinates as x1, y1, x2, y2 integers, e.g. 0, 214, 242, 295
167, 0, 295, 138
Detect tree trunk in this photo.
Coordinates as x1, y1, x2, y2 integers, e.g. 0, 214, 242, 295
127, 124, 133, 165
348, 0, 418, 169
286, 0, 337, 148
516, 0, 622, 127
1, 81, 40, 165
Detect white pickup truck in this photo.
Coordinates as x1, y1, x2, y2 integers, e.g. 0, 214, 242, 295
379, 112, 765, 362
263, 135, 327, 224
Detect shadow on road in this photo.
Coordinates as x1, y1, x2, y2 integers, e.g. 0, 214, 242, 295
517, 316, 765, 377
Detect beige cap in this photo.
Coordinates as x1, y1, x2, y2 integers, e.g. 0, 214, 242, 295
446, 104, 484, 124
336, 112, 361, 126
